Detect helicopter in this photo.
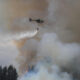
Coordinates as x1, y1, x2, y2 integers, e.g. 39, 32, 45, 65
29, 18, 44, 23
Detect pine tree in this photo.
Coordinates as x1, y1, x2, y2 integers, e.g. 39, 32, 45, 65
7, 65, 18, 80
7, 65, 14, 80
0, 66, 2, 80
2, 66, 8, 80
13, 68, 18, 80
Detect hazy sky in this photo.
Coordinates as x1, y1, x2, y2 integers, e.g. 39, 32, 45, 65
0, 42, 18, 67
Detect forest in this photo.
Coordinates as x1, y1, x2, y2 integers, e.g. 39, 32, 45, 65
0, 65, 18, 80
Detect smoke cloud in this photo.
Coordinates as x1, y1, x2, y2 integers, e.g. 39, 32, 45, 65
20, 33, 80, 80
20, 64, 73, 80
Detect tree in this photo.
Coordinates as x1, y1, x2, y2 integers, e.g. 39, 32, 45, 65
7, 65, 18, 80
0, 65, 18, 80
0, 66, 2, 80
2, 66, 8, 80
13, 68, 18, 80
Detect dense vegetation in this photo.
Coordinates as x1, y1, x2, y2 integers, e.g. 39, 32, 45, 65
0, 65, 18, 80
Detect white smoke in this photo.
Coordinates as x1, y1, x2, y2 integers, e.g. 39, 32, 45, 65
20, 33, 80, 80
37, 33, 80, 69
20, 64, 72, 80
3, 29, 38, 41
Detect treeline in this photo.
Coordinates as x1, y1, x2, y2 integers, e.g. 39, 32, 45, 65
0, 65, 18, 80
